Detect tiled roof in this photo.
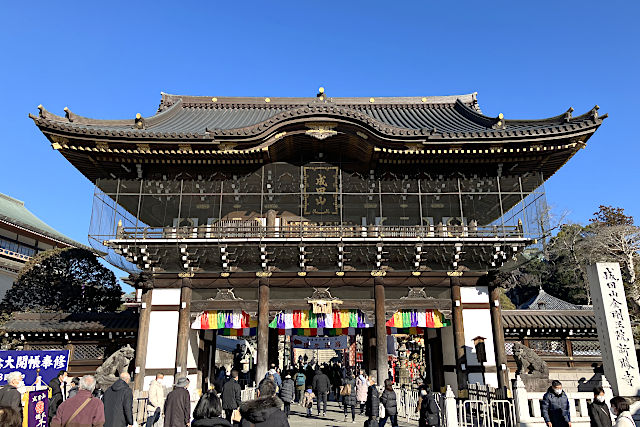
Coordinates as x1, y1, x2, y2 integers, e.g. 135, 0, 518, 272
502, 309, 596, 330
0, 193, 85, 248
518, 289, 586, 310
31, 92, 605, 142
2, 311, 138, 333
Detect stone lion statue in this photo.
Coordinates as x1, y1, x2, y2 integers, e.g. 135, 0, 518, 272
95, 345, 135, 389
512, 342, 549, 378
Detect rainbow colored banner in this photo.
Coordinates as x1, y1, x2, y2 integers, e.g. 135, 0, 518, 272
385, 310, 450, 328
192, 310, 257, 330
277, 327, 358, 336
269, 309, 371, 330
217, 327, 257, 336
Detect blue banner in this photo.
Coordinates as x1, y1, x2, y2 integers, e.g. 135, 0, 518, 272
0, 350, 70, 386
27, 389, 49, 427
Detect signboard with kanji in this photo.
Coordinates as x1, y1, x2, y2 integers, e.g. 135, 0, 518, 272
587, 263, 640, 396
303, 166, 339, 216
0, 350, 70, 386
26, 389, 49, 427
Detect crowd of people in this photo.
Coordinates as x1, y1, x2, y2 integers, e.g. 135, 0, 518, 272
0, 366, 636, 427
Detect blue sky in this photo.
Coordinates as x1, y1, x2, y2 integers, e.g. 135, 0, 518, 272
1, 2, 638, 286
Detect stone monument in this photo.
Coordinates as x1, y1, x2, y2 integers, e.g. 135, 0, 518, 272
587, 263, 640, 396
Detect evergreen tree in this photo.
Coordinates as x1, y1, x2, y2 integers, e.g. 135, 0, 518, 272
1, 248, 122, 313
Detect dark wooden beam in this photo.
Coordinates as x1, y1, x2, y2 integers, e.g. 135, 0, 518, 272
256, 279, 269, 382
133, 289, 152, 392
189, 298, 452, 314
374, 277, 387, 386
174, 281, 192, 379
451, 278, 467, 392
489, 286, 509, 391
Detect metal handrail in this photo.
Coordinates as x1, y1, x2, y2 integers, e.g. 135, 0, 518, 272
110, 224, 525, 240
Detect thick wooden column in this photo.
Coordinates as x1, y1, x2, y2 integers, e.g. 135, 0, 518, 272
451, 278, 467, 391
374, 277, 387, 386
489, 285, 509, 390
133, 288, 152, 392
256, 278, 270, 382
197, 330, 211, 391
174, 280, 192, 379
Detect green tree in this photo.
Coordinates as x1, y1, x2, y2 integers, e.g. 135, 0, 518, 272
1, 248, 122, 313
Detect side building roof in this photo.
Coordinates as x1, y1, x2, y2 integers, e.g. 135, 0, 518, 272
2, 311, 138, 334
0, 193, 86, 249
518, 289, 588, 310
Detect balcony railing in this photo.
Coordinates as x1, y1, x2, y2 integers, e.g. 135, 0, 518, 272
106, 223, 526, 242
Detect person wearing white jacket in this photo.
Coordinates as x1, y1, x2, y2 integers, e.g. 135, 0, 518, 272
147, 373, 166, 427
609, 397, 635, 427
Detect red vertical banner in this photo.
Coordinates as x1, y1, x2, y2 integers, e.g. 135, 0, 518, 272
348, 335, 356, 366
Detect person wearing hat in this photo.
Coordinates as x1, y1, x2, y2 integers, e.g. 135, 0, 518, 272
164, 377, 191, 427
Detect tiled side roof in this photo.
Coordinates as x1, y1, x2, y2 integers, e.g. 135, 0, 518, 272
518, 289, 585, 310
2, 311, 138, 333
502, 309, 596, 330
0, 193, 85, 248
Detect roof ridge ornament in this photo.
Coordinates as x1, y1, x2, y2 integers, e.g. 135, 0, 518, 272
305, 122, 338, 140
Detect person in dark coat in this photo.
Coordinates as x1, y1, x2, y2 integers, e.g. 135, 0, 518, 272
67, 377, 80, 399
312, 366, 331, 417
541, 380, 571, 427
48, 370, 67, 418
103, 372, 134, 427
416, 387, 440, 427
239, 378, 289, 427
0, 372, 23, 413
588, 386, 612, 427
279, 373, 295, 418
192, 390, 232, 427
222, 370, 242, 424
165, 377, 191, 427
365, 376, 380, 424
380, 379, 398, 426
341, 370, 357, 423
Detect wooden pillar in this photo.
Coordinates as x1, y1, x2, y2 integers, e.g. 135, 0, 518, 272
174, 281, 192, 379
268, 326, 279, 368
257, 278, 270, 382
133, 288, 152, 392
374, 277, 387, 386
197, 330, 211, 392
451, 278, 467, 391
425, 328, 445, 392
489, 285, 509, 390
362, 328, 375, 374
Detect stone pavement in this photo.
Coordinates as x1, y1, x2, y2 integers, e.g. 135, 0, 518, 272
286, 399, 417, 426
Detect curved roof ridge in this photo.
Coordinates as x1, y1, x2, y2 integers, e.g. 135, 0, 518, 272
160, 91, 478, 106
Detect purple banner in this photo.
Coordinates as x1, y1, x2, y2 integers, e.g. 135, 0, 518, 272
27, 389, 48, 427
0, 350, 70, 386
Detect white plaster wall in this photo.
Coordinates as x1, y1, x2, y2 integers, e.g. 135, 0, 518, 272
151, 289, 181, 305
444, 372, 457, 393
462, 308, 498, 387
146, 311, 179, 369
441, 326, 456, 365
460, 286, 489, 303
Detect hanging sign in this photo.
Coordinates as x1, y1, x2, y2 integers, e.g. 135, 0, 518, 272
26, 389, 49, 427
303, 166, 339, 215
0, 350, 69, 386
291, 335, 349, 350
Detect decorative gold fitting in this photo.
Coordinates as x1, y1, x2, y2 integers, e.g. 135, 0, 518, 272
335, 271, 345, 277
369, 98, 375, 103
370, 270, 386, 277
298, 271, 307, 277
220, 272, 230, 277
256, 271, 272, 278
411, 271, 421, 276
447, 271, 463, 277
136, 113, 142, 119
318, 87, 325, 94
264, 97, 271, 103
498, 113, 504, 120
178, 271, 194, 278
211, 97, 218, 102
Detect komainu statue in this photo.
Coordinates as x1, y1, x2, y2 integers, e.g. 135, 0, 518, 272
512, 342, 549, 378
95, 345, 135, 389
